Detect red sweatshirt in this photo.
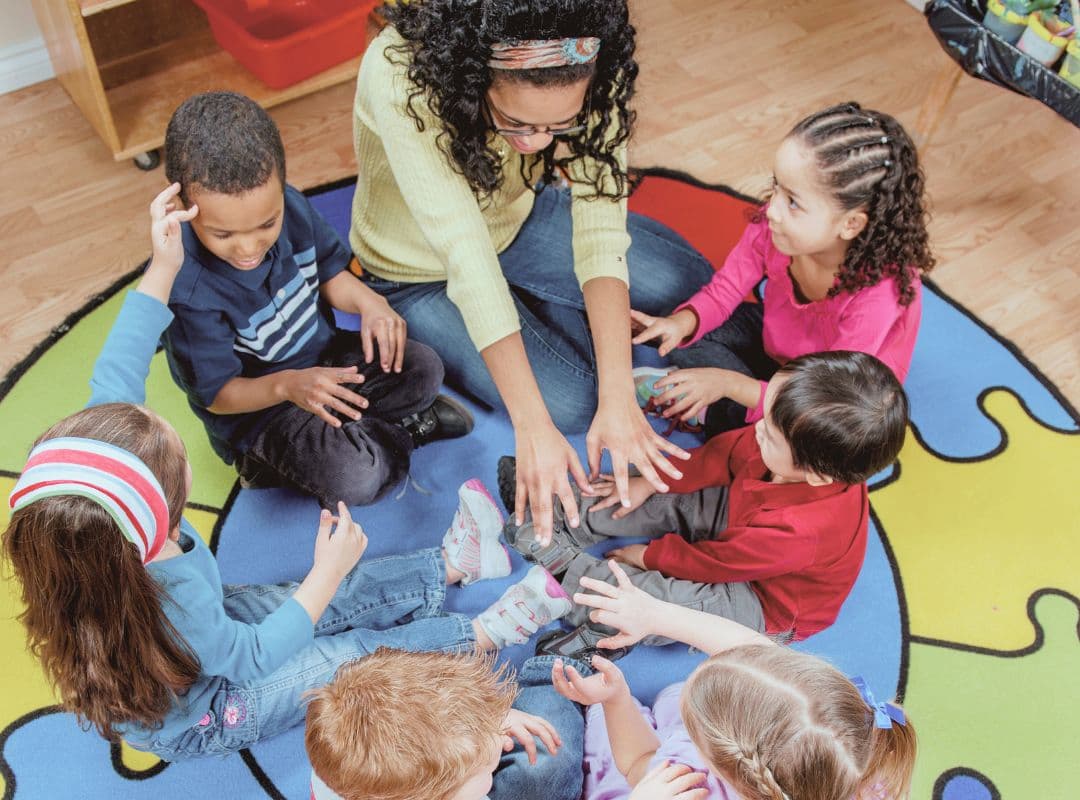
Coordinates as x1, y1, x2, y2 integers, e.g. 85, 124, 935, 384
642, 426, 869, 641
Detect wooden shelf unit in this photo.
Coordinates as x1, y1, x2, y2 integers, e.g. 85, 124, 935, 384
33, 0, 362, 163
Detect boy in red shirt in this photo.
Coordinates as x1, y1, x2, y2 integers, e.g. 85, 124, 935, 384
504, 350, 908, 658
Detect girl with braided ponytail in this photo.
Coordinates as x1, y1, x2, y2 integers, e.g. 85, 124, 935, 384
552, 561, 917, 800
634, 102, 933, 438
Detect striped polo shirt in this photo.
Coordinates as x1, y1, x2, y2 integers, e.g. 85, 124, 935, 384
162, 184, 351, 461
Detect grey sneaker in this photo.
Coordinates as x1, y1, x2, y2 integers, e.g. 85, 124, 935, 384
535, 622, 633, 662
502, 506, 588, 577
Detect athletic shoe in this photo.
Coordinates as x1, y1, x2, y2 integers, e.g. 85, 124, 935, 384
476, 566, 572, 649
442, 479, 511, 585
535, 622, 634, 662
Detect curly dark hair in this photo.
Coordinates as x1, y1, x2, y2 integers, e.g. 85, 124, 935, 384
381, 0, 638, 200
784, 102, 934, 306
165, 91, 286, 203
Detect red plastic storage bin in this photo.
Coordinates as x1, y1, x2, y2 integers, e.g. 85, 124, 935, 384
192, 0, 376, 89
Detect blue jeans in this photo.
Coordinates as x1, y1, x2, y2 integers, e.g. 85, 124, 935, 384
490, 655, 591, 800
362, 185, 714, 433
148, 548, 474, 760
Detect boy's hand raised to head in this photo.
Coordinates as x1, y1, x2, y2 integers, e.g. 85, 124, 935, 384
139, 183, 198, 303
278, 366, 369, 428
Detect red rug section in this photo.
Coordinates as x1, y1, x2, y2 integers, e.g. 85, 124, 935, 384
628, 172, 757, 272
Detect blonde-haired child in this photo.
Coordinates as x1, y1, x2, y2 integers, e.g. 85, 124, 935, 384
305, 649, 589, 800
552, 561, 917, 800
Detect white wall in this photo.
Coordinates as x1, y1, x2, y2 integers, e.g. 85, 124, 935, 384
1, 0, 55, 94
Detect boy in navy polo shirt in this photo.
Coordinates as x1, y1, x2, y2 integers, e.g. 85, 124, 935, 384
157, 91, 472, 507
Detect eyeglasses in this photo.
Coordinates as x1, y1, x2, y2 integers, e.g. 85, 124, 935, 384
486, 95, 589, 139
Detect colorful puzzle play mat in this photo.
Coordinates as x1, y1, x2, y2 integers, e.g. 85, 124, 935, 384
1, 171, 1076, 800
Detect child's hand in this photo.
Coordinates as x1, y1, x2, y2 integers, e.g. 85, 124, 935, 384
650, 367, 728, 423
501, 709, 562, 765
630, 309, 697, 357
589, 475, 656, 519
551, 655, 629, 707
574, 560, 661, 649
606, 544, 647, 570
149, 183, 197, 274
629, 761, 709, 800
280, 366, 369, 427
312, 502, 368, 580
139, 183, 198, 303
356, 290, 407, 374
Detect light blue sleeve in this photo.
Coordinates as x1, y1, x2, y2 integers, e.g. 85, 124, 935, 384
159, 533, 315, 683
178, 587, 314, 683
87, 290, 174, 407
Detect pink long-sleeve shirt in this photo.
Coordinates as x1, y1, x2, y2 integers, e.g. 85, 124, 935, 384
677, 218, 921, 422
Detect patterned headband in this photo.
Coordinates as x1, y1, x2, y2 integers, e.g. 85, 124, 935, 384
489, 37, 601, 70
9, 437, 171, 565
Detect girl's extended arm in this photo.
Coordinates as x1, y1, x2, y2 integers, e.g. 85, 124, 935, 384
89, 184, 196, 407
551, 656, 662, 786
576, 560, 775, 655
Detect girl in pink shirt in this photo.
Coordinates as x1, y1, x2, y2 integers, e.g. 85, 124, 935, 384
632, 102, 934, 437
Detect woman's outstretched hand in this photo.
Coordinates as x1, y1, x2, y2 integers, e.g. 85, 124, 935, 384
586, 391, 689, 510
514, 418, 592, 546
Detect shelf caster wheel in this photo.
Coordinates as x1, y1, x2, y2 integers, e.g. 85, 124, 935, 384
133, 149, 161, 171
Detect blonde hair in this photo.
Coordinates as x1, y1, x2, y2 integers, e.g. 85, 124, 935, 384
682, 646, 917, 800
304, 648, 517, 800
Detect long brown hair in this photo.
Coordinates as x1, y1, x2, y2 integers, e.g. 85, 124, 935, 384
2, 403, 200, 739
682, 645, 917, 800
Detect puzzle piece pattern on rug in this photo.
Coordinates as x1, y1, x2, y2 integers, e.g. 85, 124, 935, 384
872, 389, 1080, 651
905, 592, 1080, 800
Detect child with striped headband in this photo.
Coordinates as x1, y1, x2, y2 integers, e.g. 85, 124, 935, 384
2, 185, 577, 760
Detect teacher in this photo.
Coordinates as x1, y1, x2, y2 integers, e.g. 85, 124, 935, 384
349, 0, 714, 540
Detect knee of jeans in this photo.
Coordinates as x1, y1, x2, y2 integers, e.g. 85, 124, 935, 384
318, 465, 400, 508
544, 385, 597, 434
404, 340, 445, 397
527, 736, 584, 799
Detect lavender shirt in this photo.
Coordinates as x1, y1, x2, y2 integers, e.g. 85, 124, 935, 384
584, 683, 738, 800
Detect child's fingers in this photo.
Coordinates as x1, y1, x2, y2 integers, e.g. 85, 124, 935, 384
588, 654, 623, 682
335, 501, 353, 532
392, 320, 407, 373
588, 492, 621, 513
606, 559, 634, 588
574, 590, 614, 612
310, 403, 344, 428
316, 508, 333, 539
513, 477, 526, 526
550, 661, 577, 701
668, 770, 708, 793
578, 575, 620, 597
149, 182, 182, 218
508, 724, 539, 764
596, 631, 635, 650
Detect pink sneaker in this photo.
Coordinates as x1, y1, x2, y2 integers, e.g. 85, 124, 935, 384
442, 479, 511, 585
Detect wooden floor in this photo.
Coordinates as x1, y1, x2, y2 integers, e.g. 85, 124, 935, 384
0, 0, 1077, 404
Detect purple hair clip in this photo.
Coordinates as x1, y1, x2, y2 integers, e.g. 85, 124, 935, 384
851, 676, 906, 729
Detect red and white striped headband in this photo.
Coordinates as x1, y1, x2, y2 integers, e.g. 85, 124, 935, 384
9, 437, 171, 565
488, 37, 600, 70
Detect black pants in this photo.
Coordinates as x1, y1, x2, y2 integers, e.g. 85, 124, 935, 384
239, 332, 443, 507
668, 301, 779, 438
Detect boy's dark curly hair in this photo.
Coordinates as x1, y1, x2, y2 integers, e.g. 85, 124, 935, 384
784, 102, 934, 306
381, 0, 637, 200
165, 91, 286, 203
